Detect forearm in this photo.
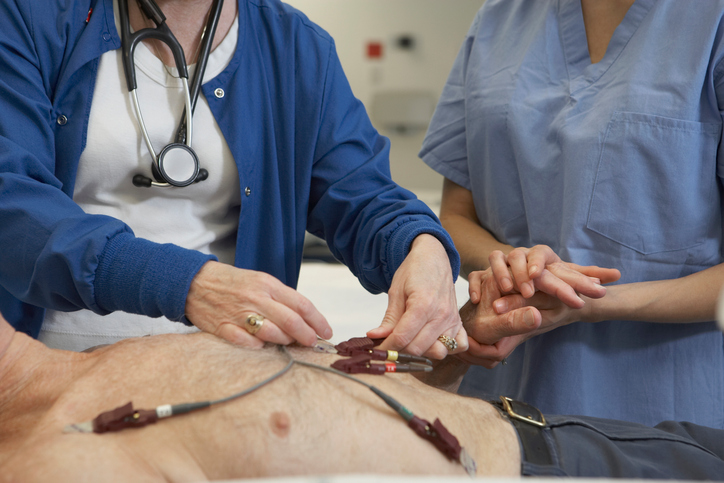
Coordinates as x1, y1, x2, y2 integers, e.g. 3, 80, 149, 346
414, 355, 470, 393
584, 263, 724, 324
439, 213, 512, 278
439, 178, 513, 278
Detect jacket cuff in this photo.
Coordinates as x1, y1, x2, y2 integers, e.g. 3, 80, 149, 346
384, 220, 461, 288
93, 232, 216, 320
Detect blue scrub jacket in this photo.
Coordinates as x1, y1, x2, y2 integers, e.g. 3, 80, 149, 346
0, 0, 459, 337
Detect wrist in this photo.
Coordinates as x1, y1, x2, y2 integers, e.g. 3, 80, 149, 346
459, 300, 476, 330
578, 289, 612, 324
185, 260, 221, 314
386, 223, 460, 287
410, 233, 445, 254
414, 355, 470, 392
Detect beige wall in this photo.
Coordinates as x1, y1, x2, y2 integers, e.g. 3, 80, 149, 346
284, 0, 484, 202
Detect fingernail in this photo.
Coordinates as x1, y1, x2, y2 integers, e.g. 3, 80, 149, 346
323, 328, 333, 339
524, 310, 536, 327
366, 327, 381, 336
529, 264, 539, 276
501, 278, 513, 291
494, 299, 507, 313
471, 291, 479, 303
577, 295, 585, 305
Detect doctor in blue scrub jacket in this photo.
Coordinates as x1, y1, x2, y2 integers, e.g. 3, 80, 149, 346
0, 0, 471, 359
421, 0, 724, 428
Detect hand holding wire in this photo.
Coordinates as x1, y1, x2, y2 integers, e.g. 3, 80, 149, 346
367, 234, 466, 359
184, 261, 332, 347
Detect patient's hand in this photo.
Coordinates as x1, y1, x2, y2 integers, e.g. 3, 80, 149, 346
456, 269, 538, 368
459, 268, 602, 368
461, 255, 620, 368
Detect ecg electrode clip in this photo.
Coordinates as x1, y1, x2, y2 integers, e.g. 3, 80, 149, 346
409, 415, 476, 475
92, 402, 159, 433
331, 353, 433, 374
323, 336, 434, 375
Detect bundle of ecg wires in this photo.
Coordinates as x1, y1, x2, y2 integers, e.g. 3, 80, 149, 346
63, 337, 477, 477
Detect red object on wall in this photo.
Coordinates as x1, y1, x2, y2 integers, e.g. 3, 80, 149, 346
366, 41, 383, 59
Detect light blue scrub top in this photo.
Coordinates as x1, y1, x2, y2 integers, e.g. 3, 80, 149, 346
421, 0, 724, 428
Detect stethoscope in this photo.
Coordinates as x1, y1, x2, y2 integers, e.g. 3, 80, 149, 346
119, 0, 223, 188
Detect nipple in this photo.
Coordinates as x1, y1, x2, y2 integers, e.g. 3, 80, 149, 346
269, 411, 291, 438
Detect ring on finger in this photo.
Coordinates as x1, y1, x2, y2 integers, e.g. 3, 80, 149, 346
244, 314, 265, 335
437, 334, 458, 351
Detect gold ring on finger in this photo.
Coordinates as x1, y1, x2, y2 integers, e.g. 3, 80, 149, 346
244, 314, 265, 335
437, 334, 458, 351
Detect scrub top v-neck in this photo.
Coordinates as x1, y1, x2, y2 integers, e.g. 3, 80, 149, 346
560, 0, 657, 92
421, 0, 724, 428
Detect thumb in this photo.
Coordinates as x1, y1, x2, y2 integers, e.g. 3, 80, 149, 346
366, 291, 405, 339
480, 307, 541, 344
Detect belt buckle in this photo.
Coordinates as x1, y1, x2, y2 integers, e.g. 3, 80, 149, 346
500, 396, 546, 428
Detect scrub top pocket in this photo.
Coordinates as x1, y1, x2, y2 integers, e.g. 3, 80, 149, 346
587, 111, 720, 255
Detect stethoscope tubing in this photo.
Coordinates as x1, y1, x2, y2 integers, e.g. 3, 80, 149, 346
130, 82, 194, 187
119, 0, 223, 188
176, 0, 224, 145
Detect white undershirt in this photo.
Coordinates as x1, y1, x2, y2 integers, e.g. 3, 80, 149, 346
39, 0, 241, 351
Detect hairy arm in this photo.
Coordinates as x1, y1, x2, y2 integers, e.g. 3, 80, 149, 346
413, 355, 471, 393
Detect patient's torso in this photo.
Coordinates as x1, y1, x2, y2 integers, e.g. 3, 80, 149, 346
3, 333, 519, 481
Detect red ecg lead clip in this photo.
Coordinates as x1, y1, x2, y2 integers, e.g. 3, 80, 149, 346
331, 337, 433, 375
331, 354, 387, 374
330, 354, 432, 375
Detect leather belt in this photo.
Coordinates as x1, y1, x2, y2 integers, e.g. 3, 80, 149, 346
490, 396, 553, 466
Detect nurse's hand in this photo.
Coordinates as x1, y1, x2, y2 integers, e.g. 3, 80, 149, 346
366, 234, 468, 360
459, 268, 594, 368
487, 245, 620, 307
184, 261, 333, 348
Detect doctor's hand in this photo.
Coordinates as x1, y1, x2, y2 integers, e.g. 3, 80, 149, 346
184, 261, 332, 348
366, 234, 468, 360
487, 245, 621, 307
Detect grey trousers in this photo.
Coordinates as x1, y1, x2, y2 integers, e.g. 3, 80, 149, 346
520, 415, 724, 479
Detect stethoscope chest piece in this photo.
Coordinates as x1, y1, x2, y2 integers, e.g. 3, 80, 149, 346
156, 143, 200, 187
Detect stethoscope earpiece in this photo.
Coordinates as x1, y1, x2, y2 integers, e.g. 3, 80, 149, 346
132, 174, 153, 188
